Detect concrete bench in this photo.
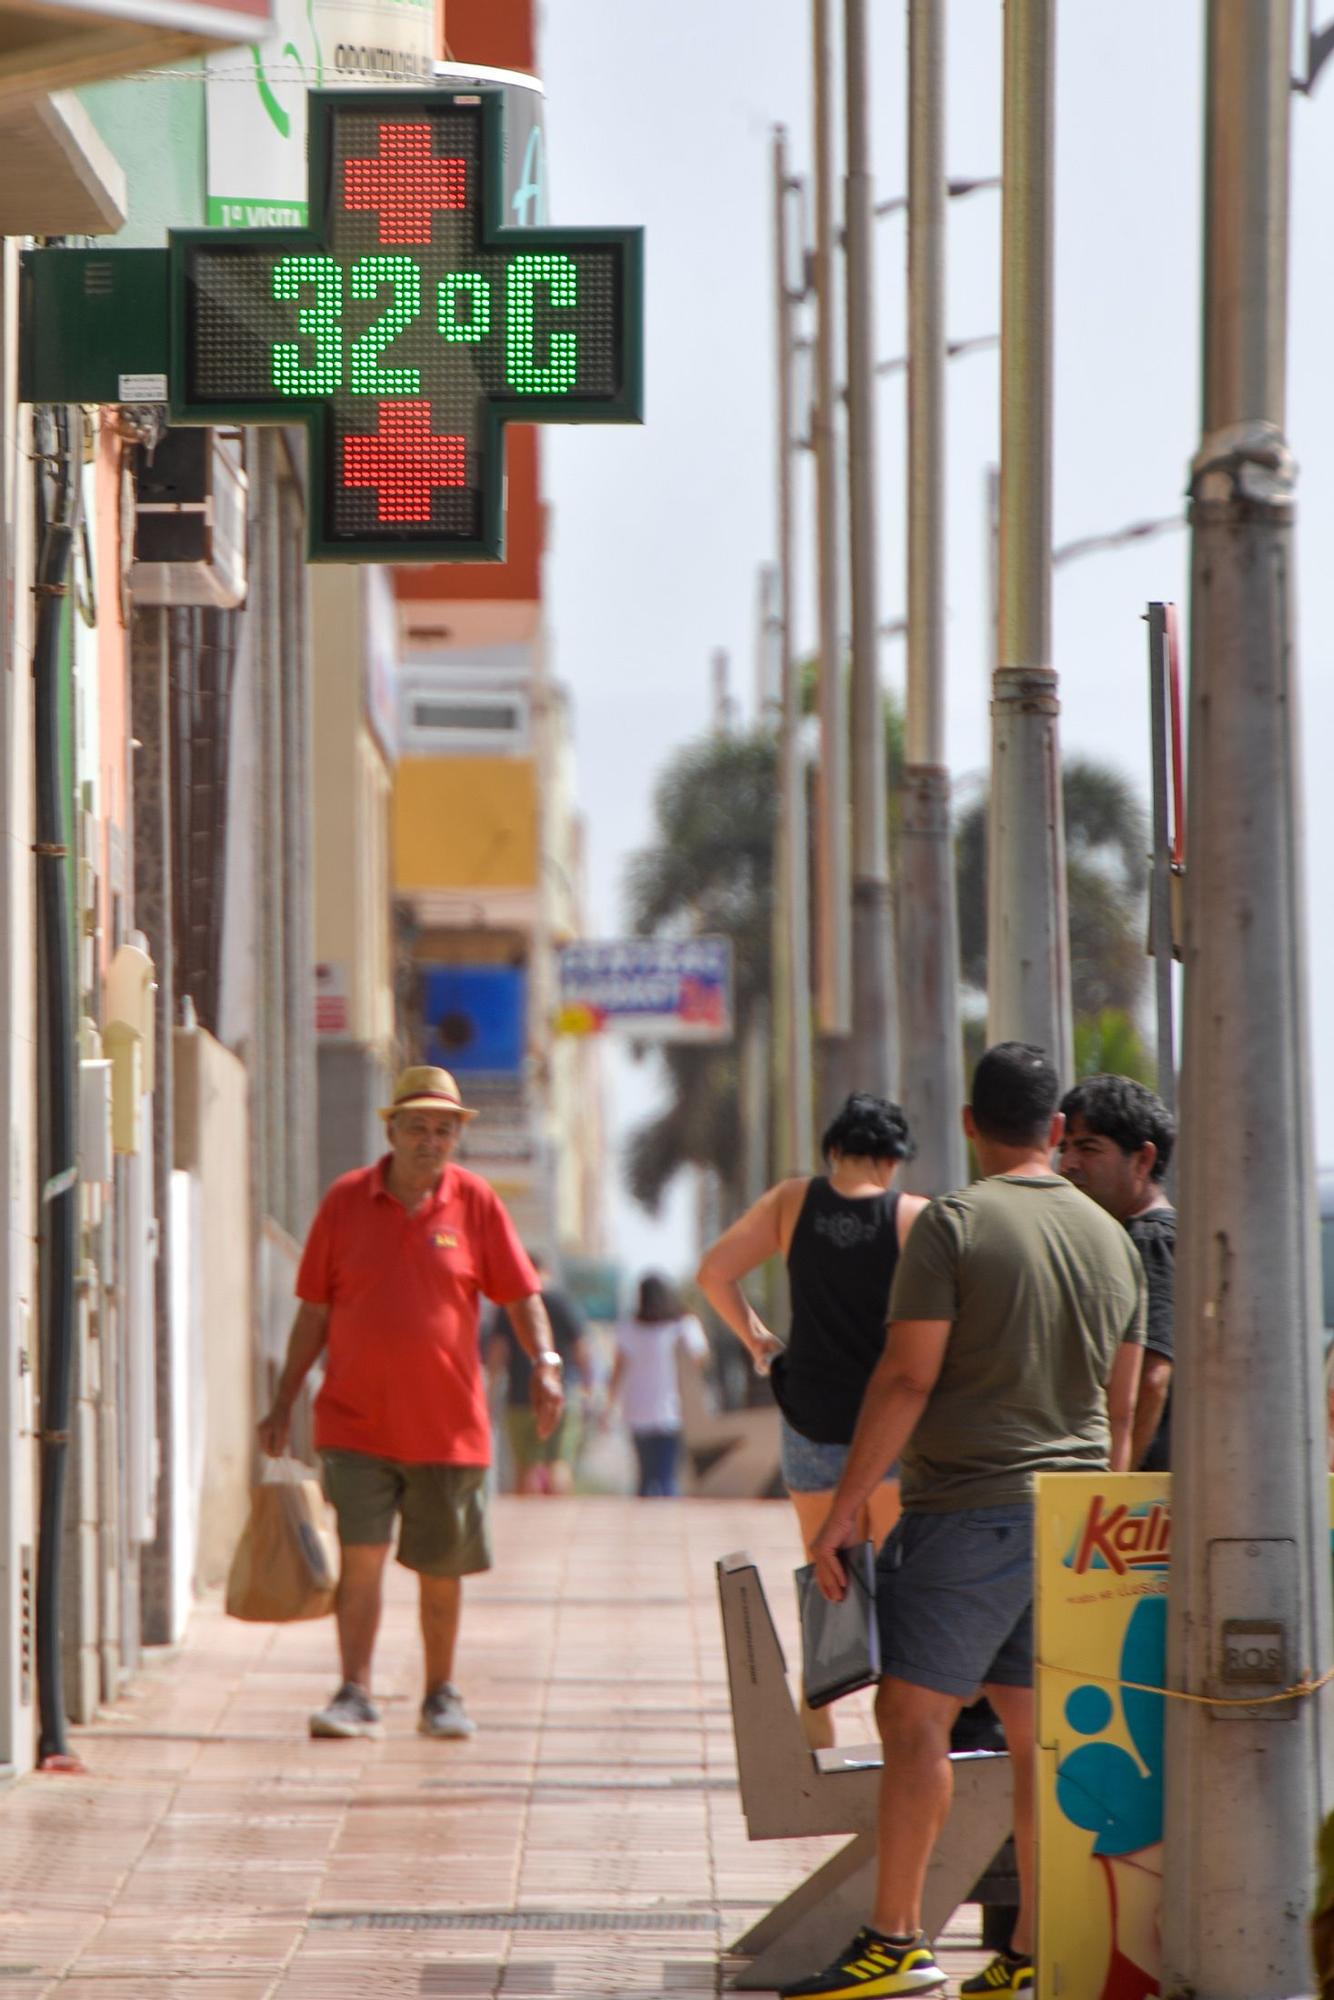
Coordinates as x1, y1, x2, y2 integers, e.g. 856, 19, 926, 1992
716, 1549, 1016, 1990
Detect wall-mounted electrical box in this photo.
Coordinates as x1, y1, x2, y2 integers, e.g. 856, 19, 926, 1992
78, 1057, 113, 1184
103, 1021, 143, 1155
106, 940, 155, 1085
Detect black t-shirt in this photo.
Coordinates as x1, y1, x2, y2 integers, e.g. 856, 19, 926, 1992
771, 1178, 902, 1445
1125, 1204, 1175, 1468
490, 1285, 585, 1407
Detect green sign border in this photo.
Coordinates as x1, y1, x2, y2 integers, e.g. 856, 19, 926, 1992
168, 89, 644, 564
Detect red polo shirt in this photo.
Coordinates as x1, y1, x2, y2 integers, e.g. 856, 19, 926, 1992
297, 1157, 537, 1465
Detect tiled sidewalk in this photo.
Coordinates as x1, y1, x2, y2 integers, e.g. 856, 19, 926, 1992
0, 1498, 991, 1997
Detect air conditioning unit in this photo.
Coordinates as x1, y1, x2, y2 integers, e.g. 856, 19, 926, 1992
132, 427, 248, 610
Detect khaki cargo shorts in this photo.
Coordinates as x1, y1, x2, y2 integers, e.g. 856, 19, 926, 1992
320, 1449, 492, 1577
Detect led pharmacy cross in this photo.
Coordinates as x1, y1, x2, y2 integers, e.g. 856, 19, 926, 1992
169, 90, 642, 560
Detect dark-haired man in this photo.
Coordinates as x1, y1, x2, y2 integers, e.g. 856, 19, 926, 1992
788, 1043, 1145, 2000
1058, 1074, 1175, 1471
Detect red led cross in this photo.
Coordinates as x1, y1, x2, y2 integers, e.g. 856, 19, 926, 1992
343, 124, 466, 246
342, 401, 466, 523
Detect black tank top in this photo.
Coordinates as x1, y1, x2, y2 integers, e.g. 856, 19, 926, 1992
770, 1177, 902, 1445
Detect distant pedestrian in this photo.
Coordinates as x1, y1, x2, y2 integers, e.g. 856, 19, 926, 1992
788, 1044, 1145, 2000
486, 1254, 590, 1495
1058, 1073, 1176, 1470
697, 1093, 926, 1746
608, 1274, 709, 1497
256, 1066, 565, 1744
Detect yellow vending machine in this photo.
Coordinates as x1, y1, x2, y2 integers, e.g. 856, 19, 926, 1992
1035, 1473, 1171, 1999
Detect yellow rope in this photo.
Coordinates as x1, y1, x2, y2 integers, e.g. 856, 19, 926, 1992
1038, 1655, 1334, 1708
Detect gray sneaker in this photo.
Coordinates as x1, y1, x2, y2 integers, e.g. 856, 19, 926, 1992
309, 1682, 383, 1739
419, 1682, 476, 1739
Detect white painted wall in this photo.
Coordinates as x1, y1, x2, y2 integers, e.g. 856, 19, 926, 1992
0, 240, 40, 1773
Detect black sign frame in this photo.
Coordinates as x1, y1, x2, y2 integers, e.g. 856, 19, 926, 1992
167, 88, 643, 563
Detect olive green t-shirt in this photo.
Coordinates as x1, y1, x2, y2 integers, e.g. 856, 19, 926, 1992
888, 1174, 1146, 1513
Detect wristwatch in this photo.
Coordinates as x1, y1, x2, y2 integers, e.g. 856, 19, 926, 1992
536, 1349, 563, 1370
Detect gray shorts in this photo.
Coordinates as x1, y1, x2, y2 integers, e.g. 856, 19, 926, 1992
321, 1449, 492, 1578
874, 1503, 1034, 1700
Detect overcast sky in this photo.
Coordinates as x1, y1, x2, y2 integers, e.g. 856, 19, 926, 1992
536, 2, 1334, 1281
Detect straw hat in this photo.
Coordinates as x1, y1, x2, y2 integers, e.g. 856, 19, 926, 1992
379, 1065, 479, 1122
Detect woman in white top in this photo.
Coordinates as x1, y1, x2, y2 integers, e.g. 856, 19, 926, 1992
609, 1273, 710, 1497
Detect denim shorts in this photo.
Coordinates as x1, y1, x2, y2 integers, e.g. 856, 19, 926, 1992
779, 1416, 898, 1495
874, 1503, 1034, 1699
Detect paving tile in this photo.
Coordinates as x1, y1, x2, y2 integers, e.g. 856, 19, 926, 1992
0, 1500, 1002, 1997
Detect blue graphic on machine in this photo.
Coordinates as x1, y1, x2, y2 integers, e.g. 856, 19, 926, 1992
421, 965, 526, 1076
1055, 1596, 1166, 1855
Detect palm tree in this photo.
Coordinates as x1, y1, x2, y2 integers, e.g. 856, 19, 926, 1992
956, 755, 1150, 1029
625, 727, 1152, 1215
622, 732, 776, 1214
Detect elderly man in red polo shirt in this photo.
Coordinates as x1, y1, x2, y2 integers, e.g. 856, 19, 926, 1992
257, 1065, 564, 1742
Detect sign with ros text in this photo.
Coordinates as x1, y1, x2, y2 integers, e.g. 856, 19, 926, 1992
557, 938, 733, 1042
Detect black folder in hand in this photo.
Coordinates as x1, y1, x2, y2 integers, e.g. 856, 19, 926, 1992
796, 1540, 882, 1710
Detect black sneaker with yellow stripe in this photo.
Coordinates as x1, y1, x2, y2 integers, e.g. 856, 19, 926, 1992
960, 1947, 1035, 1993
778, 1926, 947, 1998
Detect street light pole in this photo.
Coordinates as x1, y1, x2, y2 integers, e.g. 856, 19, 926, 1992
812, 0, 853, 1120
899, 0, 963, 1194
772, 127, 815, 1175
1162, 5, 1333, 1993
986, 0, 1071, 1080
812, 0, 853, 1122
844, 0, 897, 1102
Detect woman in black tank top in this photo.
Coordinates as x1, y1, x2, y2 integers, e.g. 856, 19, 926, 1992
698, 1094, 926, 1746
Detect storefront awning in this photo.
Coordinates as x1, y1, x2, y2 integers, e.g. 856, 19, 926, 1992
0, 90, 125, 232
0, 0, 272, 109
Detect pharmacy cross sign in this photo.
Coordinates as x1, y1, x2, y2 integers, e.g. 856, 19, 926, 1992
165, 89, 642, 561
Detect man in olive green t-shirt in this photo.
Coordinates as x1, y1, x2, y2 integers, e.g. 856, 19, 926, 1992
784, 1044, 1145, 2000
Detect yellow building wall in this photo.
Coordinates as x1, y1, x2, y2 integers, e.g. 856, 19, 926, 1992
393, 757, 539, 891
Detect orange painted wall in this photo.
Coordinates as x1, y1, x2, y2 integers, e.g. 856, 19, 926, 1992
394, 426, 543, 604
443, 0, 536, 72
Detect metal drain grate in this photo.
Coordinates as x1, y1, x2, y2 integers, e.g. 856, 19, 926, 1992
419, 1964, 719, 1998
421, 1776, 737, 1796
312, 1910, 716, 1933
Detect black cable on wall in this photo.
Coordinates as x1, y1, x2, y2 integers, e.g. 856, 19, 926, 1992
32, 401, 79, 1768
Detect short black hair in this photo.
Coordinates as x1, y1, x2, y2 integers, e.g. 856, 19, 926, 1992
970, 1041, 1060, 1146
636, 1272, 684, 1323
820, 1093, 916, 1165
1060, 1074, 1176, 1182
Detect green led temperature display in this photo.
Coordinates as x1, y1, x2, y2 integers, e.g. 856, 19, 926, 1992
171, 90, 643, 561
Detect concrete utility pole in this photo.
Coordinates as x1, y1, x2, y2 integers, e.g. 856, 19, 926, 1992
812, 0, 853, 1115
755, 563, 781, 729
1162, 5, 1332, 1994
710, 647, 734, 736
898, 0, 964, 1194
986, 0, 1071, 1081
772, 128, 814, 1174
844, 0, 897, 1101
